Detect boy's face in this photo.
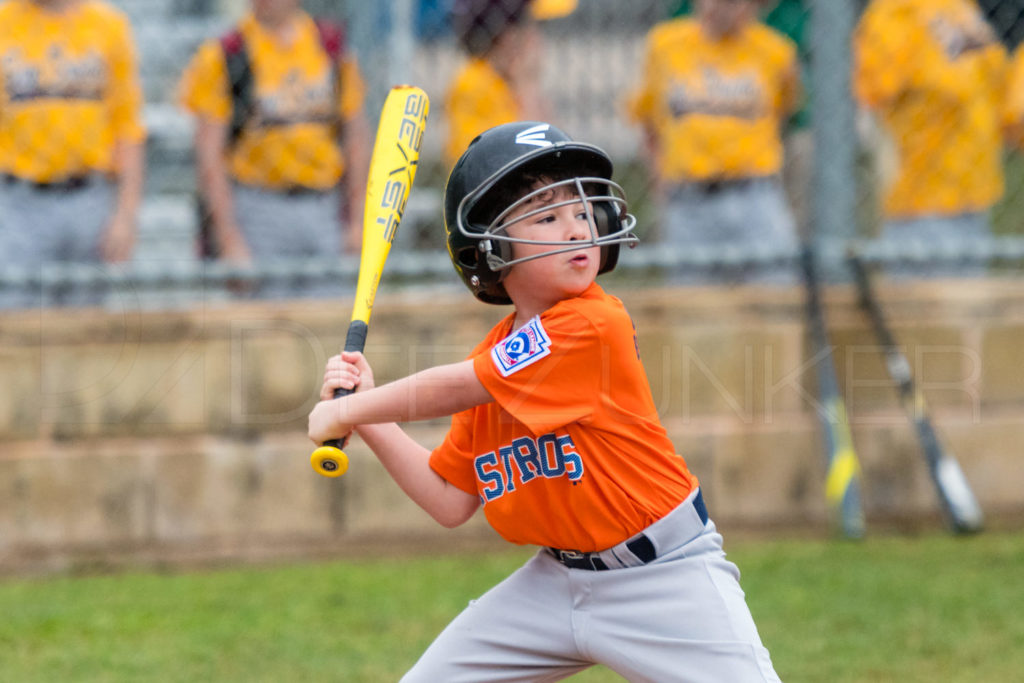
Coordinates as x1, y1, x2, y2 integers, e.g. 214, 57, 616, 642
499, 183, 602, 305
251, 0, 300, 24
696, 0, 758, 39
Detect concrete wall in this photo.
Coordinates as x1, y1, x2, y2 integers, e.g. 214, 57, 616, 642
2, 278, 1023, 573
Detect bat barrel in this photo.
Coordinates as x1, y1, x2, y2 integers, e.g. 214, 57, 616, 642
308, 86, 430, 480
849, 249, 984, 535
803, 244, 866, 539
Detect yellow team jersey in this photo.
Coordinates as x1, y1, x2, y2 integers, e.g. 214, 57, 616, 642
0, 0, 146, 181
854, 0, 1006, 218
443, 58, 521, 168
178, 12, 366, 190
628, 18, 799, 183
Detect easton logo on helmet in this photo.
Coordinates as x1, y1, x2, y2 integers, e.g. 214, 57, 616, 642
514, 123, 553, 148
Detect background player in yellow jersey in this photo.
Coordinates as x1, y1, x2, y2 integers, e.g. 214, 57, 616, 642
0, 0, 146, 309
854, 0, 1007, 278
443, 0, 576, 169
628, 0, 801, 285
309, 121, 780, 681
178, 0, 370, 297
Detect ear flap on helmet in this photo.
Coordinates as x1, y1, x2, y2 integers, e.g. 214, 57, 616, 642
445, 121, 629, 305
592, 199, 623, 275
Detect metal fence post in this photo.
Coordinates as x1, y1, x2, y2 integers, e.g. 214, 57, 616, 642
809, 0, 858, 277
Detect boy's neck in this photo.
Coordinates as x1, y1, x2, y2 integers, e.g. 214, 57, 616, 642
510, 284, 594, 329
512, 299, 553, 330
33, 0, 80, 11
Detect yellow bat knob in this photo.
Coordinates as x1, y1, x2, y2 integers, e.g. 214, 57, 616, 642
311, 446, 349, 478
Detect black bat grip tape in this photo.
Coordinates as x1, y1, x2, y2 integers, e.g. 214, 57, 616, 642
323, 320, 369, 451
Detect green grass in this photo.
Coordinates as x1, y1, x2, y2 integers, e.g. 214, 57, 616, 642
1, 531, 1022, 682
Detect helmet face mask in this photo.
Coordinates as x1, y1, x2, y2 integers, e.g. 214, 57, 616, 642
444, 122, 638, 305
459, 175, 637, 274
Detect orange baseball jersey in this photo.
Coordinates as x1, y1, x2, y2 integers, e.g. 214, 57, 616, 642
854, 0, 1006, 218
628, 17, 799, 183
178, 12, 366, 190
443, 58, 521, 168
430, 283, 698, 552
0, 0, 146, 181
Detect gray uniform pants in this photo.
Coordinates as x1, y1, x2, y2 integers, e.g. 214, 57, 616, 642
233, 184, 347, 299
401, 491, 780, 683
881, 212, 990, 279
0, 177, 114, 309
662, 177, 798, 286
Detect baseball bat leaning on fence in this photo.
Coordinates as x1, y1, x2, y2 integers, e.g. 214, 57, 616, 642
847, 250, 984, 533
800, 246, 866, 539
309, 85, 430, 478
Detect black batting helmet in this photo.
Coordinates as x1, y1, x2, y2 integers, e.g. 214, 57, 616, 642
443, 121, 638, 305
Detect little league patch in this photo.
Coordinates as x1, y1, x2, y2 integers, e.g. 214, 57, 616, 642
491, 316, 551, 376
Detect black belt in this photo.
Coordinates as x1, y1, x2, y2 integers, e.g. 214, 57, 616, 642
279, 185, 325, 197
549, 490, 709, 572
238, 182, 328, 197
2, 173, 94, 192
685, 176, 771, 196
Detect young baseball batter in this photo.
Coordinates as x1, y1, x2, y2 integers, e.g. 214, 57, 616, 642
308, 121, 780, 682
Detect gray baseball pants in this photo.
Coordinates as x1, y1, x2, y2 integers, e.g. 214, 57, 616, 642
401, 491, 780, 683
233, 184, 347, 299
880, 212, 990, 279
0, 177, 113, 309
661, 177, 798, 286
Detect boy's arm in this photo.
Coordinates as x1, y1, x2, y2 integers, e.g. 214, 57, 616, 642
195, 117, 251, 263
340, 111, 370, 252
356, 422, 480, 528
101, 139, 144, 262
310, 359, 491, 437
308, 357, 489, 527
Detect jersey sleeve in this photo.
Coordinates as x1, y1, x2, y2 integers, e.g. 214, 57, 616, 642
443, 74, 487, 165
177, 41, 231, 121
472, 307, 602, 436
337, 55, 366, 122
625, 27, 660, 126
776, 36, 802, 120
106, 13, 146, 143
428, 408, 482, 496
853, 3, 915, 108
443, 61, 517, 166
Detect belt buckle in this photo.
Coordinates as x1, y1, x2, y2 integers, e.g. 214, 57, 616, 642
556, 549, 584, 563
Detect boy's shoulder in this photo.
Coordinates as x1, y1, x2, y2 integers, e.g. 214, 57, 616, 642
78, 0, 133, 27
554, 283, 625, 315
541, 285, 633, 340
747, 21, 798, 57
647, 17, 700, 47
448, 57, 506, 94
475, 285, 629, 355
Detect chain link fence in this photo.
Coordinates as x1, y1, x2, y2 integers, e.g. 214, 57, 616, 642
2, 0, 1024, 308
